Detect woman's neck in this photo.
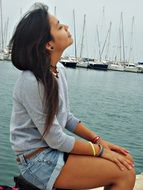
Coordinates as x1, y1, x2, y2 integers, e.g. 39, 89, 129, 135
51, 51, 63, 67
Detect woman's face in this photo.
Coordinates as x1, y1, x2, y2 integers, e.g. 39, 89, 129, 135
49, 14, 73, 52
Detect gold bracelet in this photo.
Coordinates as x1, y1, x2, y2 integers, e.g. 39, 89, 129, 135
89, 142, 96, 156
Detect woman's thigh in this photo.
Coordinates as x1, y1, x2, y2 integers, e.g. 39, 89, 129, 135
54, 154, 135, 189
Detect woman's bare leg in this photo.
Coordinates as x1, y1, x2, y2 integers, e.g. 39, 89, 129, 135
54, 154, 135, 190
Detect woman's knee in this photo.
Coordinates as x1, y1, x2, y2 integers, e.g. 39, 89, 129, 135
129, 168, 136, 182
126, 153, 134, 163
119, 168, 136, 188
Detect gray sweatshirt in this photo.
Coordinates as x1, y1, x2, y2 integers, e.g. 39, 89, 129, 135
10, 63, 79, 154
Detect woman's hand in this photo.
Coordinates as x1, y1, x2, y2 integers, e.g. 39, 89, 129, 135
99, 139, 129, 156
101, 148, 134, 171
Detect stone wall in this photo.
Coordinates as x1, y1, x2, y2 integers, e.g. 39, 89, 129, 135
90, 173, 143, 190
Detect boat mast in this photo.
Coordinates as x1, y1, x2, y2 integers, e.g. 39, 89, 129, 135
0, 0, 4, 51
119, 22, 122, 62
101, 22, 112, 60
80, 14, 86, 58
54, 6, 57, 17
121, 12, 126, 63
114, 15, 122, 63
97, 25, 102, 61
4, 17, 9, 47
128, 16, 135, 63
106, 21, 112, 60
97, 7, 105, 62
73, 10, 77, 59
100, 7, 105, 49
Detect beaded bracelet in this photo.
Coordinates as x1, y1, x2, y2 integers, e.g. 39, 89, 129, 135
97, 144, 104, 157
88, 142, 96, 156
92, 136, 101, 144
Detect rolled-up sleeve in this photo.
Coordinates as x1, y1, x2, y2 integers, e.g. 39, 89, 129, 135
65, 112, 80, 132
45, 117, 75, 152
21, 73, 75, 152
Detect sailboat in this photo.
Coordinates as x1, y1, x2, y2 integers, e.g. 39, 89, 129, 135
76, 14, 89, 68
87, 7, 108, 71
136, 62, 143, 72
60, 56, 78, 68
108, 12, 125, 71
87, 60, 108, 70
0, 0, 11, 61
60, 10, 78, 68
87, 23, 109, 71
124, 16, 140, 73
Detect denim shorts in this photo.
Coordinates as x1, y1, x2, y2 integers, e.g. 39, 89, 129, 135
16, 148, 68, 190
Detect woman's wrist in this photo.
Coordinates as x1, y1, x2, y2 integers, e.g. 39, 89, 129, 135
88, 142, 101, 156
97, 144, 104, 157
95, 144, 101, 156
91, 135, 102, 144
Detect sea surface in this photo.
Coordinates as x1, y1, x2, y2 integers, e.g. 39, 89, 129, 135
0, 61, 143, 186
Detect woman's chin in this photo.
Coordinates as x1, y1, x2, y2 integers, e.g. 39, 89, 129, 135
66, 39, 73, 48
69, 38, 73, 45
62, 39, 73, 51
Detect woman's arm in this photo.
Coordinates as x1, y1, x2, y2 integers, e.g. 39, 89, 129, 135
70, 139, 134, 171
73, 122, 98, 142
73, 122, 129, 156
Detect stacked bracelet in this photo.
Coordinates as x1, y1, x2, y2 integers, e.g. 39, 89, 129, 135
88, 142, 104, 157
88, 142, 96, 156
92, 136, 101, 144
97, 144, 104, 157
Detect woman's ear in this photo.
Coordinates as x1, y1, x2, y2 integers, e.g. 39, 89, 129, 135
45, 42, 55, 51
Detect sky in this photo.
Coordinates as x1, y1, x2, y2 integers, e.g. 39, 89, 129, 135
1, 0, 143, 62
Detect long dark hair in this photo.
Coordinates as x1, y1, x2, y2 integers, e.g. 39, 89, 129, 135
10, 3, 59, 136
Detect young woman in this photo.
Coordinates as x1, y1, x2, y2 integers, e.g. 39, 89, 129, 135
10, 3, 135, 190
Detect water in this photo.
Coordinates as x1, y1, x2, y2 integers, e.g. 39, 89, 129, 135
0, 61, 143, 186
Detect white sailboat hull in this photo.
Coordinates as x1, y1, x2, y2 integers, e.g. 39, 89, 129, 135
108, 64, 124, 71
124, 66, 139, 72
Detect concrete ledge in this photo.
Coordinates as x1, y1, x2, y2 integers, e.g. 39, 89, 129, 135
90, 173, 143, 190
